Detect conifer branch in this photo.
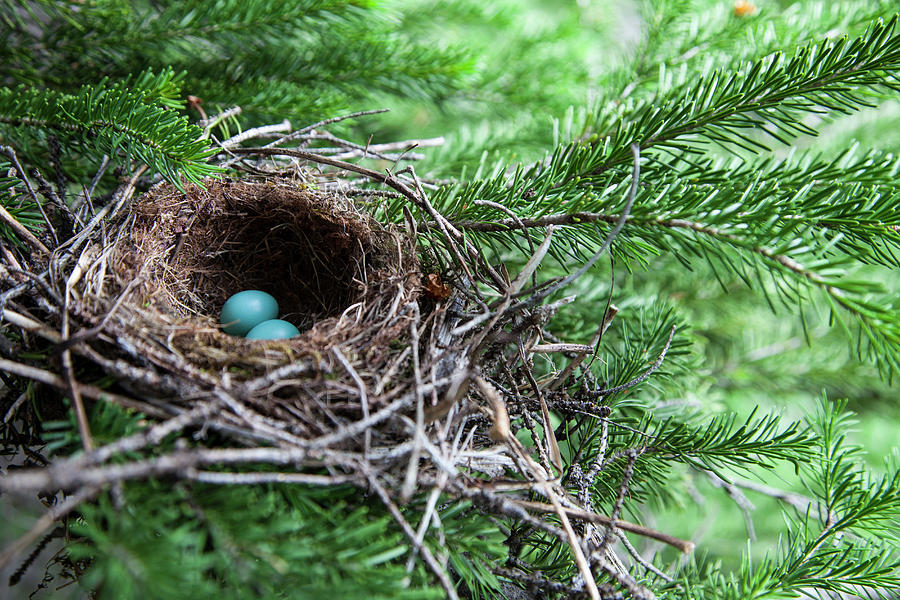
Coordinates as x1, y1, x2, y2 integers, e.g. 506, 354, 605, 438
0, 73, 219, 188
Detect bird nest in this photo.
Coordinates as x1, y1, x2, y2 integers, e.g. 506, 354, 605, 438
103, 179, 417, 371
1, 138, 688, 599
64, 177, 423, 435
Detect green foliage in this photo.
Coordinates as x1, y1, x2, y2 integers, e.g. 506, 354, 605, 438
3, 0, 900, 598
38, 402, 505, 599
0, 69, 218, 187
1, 0, 471, 125
67, 485, 447, 600
0, 161, 42, 244
669, 398, 900, 599
415, 15, 900, 378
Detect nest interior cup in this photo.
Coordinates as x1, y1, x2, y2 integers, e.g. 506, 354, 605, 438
101, 178, 417, 372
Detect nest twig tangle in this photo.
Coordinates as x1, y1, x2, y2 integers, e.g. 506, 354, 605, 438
1, 116, 689, 599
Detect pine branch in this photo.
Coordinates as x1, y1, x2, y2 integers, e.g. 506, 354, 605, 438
593, 14, 900, 172
675, 398, 900, 599
0, 75, 219, 187
609, 408, 815, 474
37, 1, 371, 60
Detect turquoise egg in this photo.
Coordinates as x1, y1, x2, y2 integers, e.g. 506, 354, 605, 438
246, 319, 301, 340
220, 290, 279, 336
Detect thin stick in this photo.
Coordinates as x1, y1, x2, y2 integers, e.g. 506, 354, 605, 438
187, 471, 356, 485
3, 392, 28, 423
0, 145, 57, 247
63, 249, 93, 452
509, 143, 642, 313
220, 119, 292, 148
0, 486, 100, 571
365, 470, 459, 600
332, 346, 371, 455
0, 203, 49, 255
516, 500, 695, 554
263, 109, 390, 148
400, 303, 425, 502
0, 356, 166, 417
585, 325, 676, 397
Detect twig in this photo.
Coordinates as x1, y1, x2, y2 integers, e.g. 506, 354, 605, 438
585, 325, 676, 398
332, 346, 371, 455
727, 477, 826, 521
220, 119, 292, 148
0, 200, 49, 256
516, 501, 694, 554
509, 143, 642, 313
306, 376, 451, 450
263, 108, 390, 148
3, 392, 28, 423
597, 449, 639, 555
1, 145, 57, 248
614, 529, 674, 583
401, 303, 425, 502
62, 247, 94, 451
187, 471, 356, 485
365, 470, 459, 600
0, 356, 166, 417
0, 486, 100, 571
705, 470, 756, 540
199, 106, 243, 135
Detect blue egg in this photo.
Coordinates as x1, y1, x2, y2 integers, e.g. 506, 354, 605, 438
220, 290, 279, 336
246, 319, 301, 340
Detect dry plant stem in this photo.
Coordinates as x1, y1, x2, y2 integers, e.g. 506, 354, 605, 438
0, 356, 166, 417
0, 203, 49, 255
615, 529, 674, 583
199, 106, 243, 136
55, 164, 148, 259
586, 325, 676, 397
473, 376, 601, 596
220, 119, 291, 148
365, 470, 459, 600
3, 392, 28, 423
458, 206, 859, 313
509, 225, 554, 295
510, 143, 641, 314
515, 501, 694, 554
597, 450, 639, 556
0, 486, 100, 571
304, 131, 402, 162
62, 248, 94, 451
332, 346, 371, 455
332, 137, 444, 160
187, 471, 356, 485
726, 476, 827, 521
401, 303, 425, 501
518, 440, 601, 600
0, 145, 57, 247
705, 470, 757, 540
263, 108, 390, 148
306, 376, 451, 449
404, 165, 506, 291
79, 404, 216, 467
0, 447, 334, 494
492, 566, 585, 598
71, 155, 109, 215
547, 303, 617, 393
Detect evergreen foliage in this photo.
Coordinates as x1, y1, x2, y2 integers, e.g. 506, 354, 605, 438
0, 1, 899, 599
